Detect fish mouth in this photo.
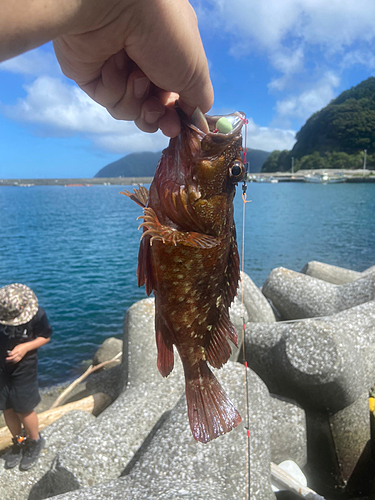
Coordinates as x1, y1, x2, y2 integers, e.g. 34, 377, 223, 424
177, 106, 246, 139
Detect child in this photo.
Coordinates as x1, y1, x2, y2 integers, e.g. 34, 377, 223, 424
0, 284, 52, 470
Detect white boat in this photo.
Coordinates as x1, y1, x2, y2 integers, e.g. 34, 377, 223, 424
304, 173, 347, 184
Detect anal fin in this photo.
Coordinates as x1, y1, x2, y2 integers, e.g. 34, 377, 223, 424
185, 362, 241, 443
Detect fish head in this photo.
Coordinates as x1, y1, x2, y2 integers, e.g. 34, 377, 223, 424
152, 106, 247, 235
179, 107, 247, 199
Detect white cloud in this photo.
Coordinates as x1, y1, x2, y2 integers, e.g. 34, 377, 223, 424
196, 0, 375, 87
245, 118, 296, 152
3, 71, 295, 154
198, 0, 375, 52
0, 47, 61, 77
2, 75, 169, 154
96, 131, 168, 154
341, 50, 375, 70
275, 72, 340, 121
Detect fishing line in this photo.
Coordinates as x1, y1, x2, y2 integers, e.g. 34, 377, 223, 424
239, 116, 251, 500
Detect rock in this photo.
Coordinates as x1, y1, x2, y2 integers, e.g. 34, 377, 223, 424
262, 267, 375, 319
270, 396, 307, 468
47, 363, 277, 500
92, 337, 123, 369
0, 410, 95, 500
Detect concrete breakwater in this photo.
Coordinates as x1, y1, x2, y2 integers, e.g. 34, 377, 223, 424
0, 264, 374, 499
249, 168, 375, 182
0, 177, 154, 186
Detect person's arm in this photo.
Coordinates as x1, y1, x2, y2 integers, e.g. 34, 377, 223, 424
0, 0, 83, 62
6, 337, 50, 364
0, 0, 213, 137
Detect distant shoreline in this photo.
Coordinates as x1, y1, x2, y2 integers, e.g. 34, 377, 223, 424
0, 177, 153, 186
1, 169, 374, 186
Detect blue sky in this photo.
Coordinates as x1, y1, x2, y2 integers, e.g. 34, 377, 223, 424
1, 0, 375, 178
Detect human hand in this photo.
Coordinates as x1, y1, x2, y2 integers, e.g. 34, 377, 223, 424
6, 344, 29, 364
53, 0, 213, 137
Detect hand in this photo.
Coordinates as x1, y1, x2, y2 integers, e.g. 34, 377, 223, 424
53, 0, 214, 137
6, 344, 29, 364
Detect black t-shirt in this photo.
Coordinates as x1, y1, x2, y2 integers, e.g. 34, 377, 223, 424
0, 307, 52, 369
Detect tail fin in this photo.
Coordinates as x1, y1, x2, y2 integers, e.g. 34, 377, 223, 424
185, 362, 241, 443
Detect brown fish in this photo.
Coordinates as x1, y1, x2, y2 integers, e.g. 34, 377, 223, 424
123, 107, 246, 443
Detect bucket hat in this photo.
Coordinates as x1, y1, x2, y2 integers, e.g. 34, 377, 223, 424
0, 284, 38, 326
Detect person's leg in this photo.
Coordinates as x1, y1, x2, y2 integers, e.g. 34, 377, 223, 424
2, 409, 24, 469
17, 410, 45, 470
16, 411, 39, 440
3, 408, 22, 437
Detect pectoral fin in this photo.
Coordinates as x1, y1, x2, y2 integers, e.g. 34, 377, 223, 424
138, 207, 218, 249
121, 185, 149, 208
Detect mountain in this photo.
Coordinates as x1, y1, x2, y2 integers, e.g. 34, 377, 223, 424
245, 149, 271, 173
95, 148, 271, 178
95, 152, 161, 178
262, 77, 375, 172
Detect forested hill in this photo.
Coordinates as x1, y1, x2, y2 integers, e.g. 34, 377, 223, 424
262, 77, 375, 172
292, 76, 375, 157
95, 148, 270, 178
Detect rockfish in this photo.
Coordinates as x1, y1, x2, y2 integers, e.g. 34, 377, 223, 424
124, 107, 246, 443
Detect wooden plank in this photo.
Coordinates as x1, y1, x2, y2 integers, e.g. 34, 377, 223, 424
0, 392, 111, 451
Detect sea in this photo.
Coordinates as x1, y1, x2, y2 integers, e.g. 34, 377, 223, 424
0, 182, 374, 388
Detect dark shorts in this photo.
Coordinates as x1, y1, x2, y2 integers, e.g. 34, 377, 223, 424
0, 353, 41, 414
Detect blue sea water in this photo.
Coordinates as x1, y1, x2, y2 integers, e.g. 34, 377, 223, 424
0, 182, 374, 387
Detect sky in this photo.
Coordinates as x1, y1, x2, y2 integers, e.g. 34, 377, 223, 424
1, 0, 375, 178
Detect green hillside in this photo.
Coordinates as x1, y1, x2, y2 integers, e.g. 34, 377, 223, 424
95, 148, 270, 178
262, 77, 375, 172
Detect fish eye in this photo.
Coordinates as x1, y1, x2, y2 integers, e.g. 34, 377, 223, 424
229, 161, 245, 182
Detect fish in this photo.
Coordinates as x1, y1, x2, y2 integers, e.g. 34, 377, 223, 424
123, 106, 247, 443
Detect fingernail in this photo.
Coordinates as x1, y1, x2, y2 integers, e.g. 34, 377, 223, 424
145, 110, 163, 124
134, 77, 150, 99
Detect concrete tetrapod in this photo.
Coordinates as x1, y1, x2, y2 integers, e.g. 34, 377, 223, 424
41, 364, 278, 500
301, 261, 375, 285
244, 301, 375, 495
262, 267, 375, 320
